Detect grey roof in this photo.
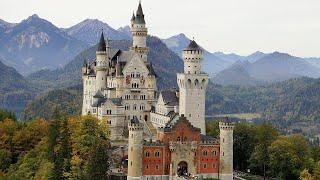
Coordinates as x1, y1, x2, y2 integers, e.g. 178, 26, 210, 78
118, 51, 135, 62
200, 134, 216, 141
143, 140, 164, 146
135, 2, 145, 24
110, 98, 122, 106
131, 12, 136, 21
92, 97, 122, 107
98, 32, 106, 51
184, 40, 201, 51
161, 90, 179, 106
131, 116, 140, 124
93, 90, 104, 98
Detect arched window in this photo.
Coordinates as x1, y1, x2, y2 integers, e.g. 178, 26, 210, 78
203, 150, 208, 156
212, 150, 217, 156
155, 151, 160, 157
145, 151, 150, 157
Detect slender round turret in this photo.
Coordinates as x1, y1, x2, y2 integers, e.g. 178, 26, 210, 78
127, 117, 144, 180
219, 118, 234, 180
95, 32, 108, 91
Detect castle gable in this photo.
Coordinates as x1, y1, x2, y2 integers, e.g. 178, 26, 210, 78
122, 54, 149, 76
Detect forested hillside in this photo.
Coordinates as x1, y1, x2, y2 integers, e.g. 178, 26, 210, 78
0, 59, 39, 117
206, 77, 320, 123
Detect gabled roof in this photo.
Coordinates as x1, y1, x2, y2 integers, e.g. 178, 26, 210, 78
93, 90, 104, 98
162, 115, 201, 133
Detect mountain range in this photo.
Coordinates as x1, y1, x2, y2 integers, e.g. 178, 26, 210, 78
63, 19, 131, 45
214, 52, 320, 86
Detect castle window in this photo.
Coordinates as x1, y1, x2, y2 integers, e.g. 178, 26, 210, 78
146, 165, 149, 169
155, 151, 160, 157
145, 151, 150, 157
203, 163, 207, 169
212, 150, 217, 156
177, 137, 181, 141
203, 150, 208, 156
134, 104, 137, 110
156, 164, 159, 170
213, 163, 216, 168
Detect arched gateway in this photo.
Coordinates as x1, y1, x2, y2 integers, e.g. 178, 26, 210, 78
177, 161, 188, 177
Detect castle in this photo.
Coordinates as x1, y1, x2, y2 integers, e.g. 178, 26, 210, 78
82, 2, 234, 179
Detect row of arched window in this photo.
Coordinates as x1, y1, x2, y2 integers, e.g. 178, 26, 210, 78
145, 151, 161, 157
124, 94, 147, 100
124, 104, 145, 111
202, 150, 218, 156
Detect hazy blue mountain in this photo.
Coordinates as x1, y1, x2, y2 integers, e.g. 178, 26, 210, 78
0, 14, 89, 74
64, 19, 131, 45
213, 52, 245, 63
305, 57, 320, 69
246, 51, 267, 62
117, 25, 131, 38
213, 60, 264, 86
162, 33, 232, 75
0, 58, 38, 117
213, 52, 320, 85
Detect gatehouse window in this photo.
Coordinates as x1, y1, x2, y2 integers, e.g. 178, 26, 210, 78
155, 151, 160, 157
145, 151, 150, 157
203, 163, 207, 169
203, 150, 208, 156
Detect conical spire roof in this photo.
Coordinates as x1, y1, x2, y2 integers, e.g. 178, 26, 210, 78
97, 31, 106, 51
184, 39, 201, 51
135, 1, 145, 24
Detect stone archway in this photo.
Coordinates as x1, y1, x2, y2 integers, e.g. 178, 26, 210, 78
177, 161, 188, 177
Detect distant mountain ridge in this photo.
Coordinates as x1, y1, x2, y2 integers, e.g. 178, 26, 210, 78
63, 19, 131, 45
213, 52, 320, 85
0, 14, 89, 74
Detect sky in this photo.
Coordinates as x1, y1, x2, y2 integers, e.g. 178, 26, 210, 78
1, 0, 320, 57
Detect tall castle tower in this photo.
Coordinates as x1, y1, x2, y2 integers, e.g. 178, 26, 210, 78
127, 117, 144, 180
130, 1, 148, 62
95, 32, 109, 91
177, 40, 209, 134
219, 119, 234, 180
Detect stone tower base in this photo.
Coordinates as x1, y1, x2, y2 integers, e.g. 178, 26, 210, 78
220, 173, 233, 180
